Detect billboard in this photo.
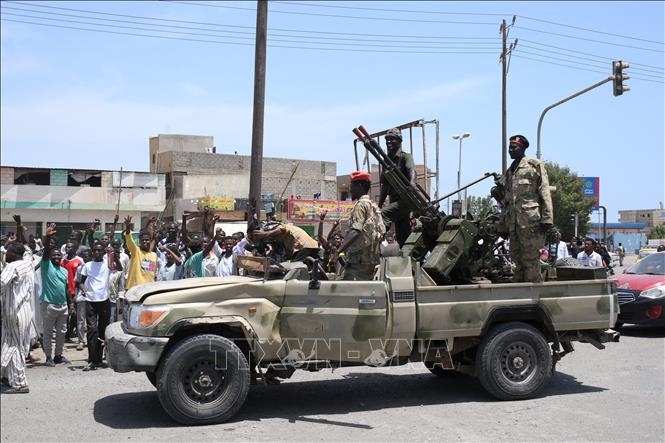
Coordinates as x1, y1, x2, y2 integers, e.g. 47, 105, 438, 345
580, 177, 600, 209
287, 199, 356, 223
196, 196, 236, 211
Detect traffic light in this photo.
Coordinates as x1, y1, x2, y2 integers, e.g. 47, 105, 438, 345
612, 60, 630, 96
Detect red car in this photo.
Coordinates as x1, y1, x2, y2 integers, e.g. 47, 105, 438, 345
610, 251, 665, 327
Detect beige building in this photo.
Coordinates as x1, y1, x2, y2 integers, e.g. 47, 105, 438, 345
1, 166, 165, 244
149, 134, 337, 221
618, 208, 665, 228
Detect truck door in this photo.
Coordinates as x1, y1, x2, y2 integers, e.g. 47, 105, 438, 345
279, 279, 388, 363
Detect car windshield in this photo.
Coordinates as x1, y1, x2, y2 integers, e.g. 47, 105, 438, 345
629, 253, 665, 275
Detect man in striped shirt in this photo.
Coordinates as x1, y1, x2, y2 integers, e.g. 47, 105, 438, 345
1, 241, 35, 393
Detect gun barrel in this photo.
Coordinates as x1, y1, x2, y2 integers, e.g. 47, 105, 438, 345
352, 124, 438, 217
433, 172, 499, 204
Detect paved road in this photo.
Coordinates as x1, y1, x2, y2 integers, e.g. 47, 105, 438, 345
1, 324, 663, 442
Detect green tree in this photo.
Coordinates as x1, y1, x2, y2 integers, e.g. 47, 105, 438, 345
544, 162, 595, 241
648, 223, 665, 239
466, 195, 494, 219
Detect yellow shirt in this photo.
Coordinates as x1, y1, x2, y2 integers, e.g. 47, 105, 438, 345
124, 232, 158, 289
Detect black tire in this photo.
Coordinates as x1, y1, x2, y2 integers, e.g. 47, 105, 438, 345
476, 322, 551, 400
614, 322, 624, 330
146, 371, 157, 388
157, 334, 250, 425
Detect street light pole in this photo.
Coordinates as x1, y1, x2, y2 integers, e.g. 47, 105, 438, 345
452, 133, 471, 214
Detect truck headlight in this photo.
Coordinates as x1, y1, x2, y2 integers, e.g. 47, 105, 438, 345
640, 285, 665, 300
128, 305, 172, 329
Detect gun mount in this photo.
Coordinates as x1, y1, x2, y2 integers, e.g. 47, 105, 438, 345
353, 125, 510, 285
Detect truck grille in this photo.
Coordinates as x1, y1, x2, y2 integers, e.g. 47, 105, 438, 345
617, 291, 636, 304
392, 291, 415, 303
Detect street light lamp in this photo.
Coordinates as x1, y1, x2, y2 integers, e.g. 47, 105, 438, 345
452, 132, 471, 215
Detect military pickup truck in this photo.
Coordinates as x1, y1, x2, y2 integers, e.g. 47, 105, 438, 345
105, 256, 619, 425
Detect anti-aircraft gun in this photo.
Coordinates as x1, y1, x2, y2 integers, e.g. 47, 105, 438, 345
353, 125, 509, 285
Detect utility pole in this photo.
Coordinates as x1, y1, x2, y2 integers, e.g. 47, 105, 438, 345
500, 17, 516, 174
248, 0, 268, 230
501, 19, 507, 174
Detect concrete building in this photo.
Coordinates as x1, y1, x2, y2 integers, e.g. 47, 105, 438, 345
149, 134, 337, 221
618, 208, 665, 228
1, 166, 165, 245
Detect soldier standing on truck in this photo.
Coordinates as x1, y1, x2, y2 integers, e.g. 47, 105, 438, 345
338, 171, 385, 280
378, 127, 415, 248
501, 135, 553, 283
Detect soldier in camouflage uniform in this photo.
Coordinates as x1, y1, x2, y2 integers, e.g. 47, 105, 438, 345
501, 135, 553, 283
379, 127, 415, 248
338, 171, 386, 281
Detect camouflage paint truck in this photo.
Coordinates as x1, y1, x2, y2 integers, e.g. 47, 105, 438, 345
105, 256, 619, 425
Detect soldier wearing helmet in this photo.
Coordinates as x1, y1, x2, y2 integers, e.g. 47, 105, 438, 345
378, 127, 415, 248
500, 134, 553, 283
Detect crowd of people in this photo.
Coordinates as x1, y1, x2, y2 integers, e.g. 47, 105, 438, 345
0, 196, 403, 393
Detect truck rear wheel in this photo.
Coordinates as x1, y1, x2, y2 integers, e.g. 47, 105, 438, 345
476, 322, 551, 400
157, 334, 250, 425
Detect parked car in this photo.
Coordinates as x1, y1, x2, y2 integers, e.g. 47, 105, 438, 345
610, 251, 665, 327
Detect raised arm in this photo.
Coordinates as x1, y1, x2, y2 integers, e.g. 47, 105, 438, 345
146, 217, 159, 252
180, 211, 191, 246
42, 223, 57, 261
209, 213, 220, 238
123, 215, 137, 255
109, 214, 119, 239
85, 219, 99, 249
12, 214, 27, 244
317, 210, 329, 248
159, 244, 183, 267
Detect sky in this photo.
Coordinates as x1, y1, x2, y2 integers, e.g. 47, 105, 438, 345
1, 0, 663, 223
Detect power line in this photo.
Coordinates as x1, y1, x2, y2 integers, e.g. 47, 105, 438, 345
271, 0, 508, 17
0, 12, 501, 50
0, 18, 499, 54
513, 54, 663, 83
518, 43, 664, 77
517, 14, 663, 45
519, 39, 664, 73
166, 1, 499, 25
517, 48, 665, 80
2, 2, 500, 40
1, 5, 500, 45
3, 1, 661, 79
515, 25, 664, 54
273, 1, 664, 46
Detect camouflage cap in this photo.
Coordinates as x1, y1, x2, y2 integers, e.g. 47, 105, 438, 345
385, 127, 402, 141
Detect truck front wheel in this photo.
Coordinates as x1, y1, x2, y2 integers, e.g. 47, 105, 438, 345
157, 334, 250, 425
476, 322, 551, 400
